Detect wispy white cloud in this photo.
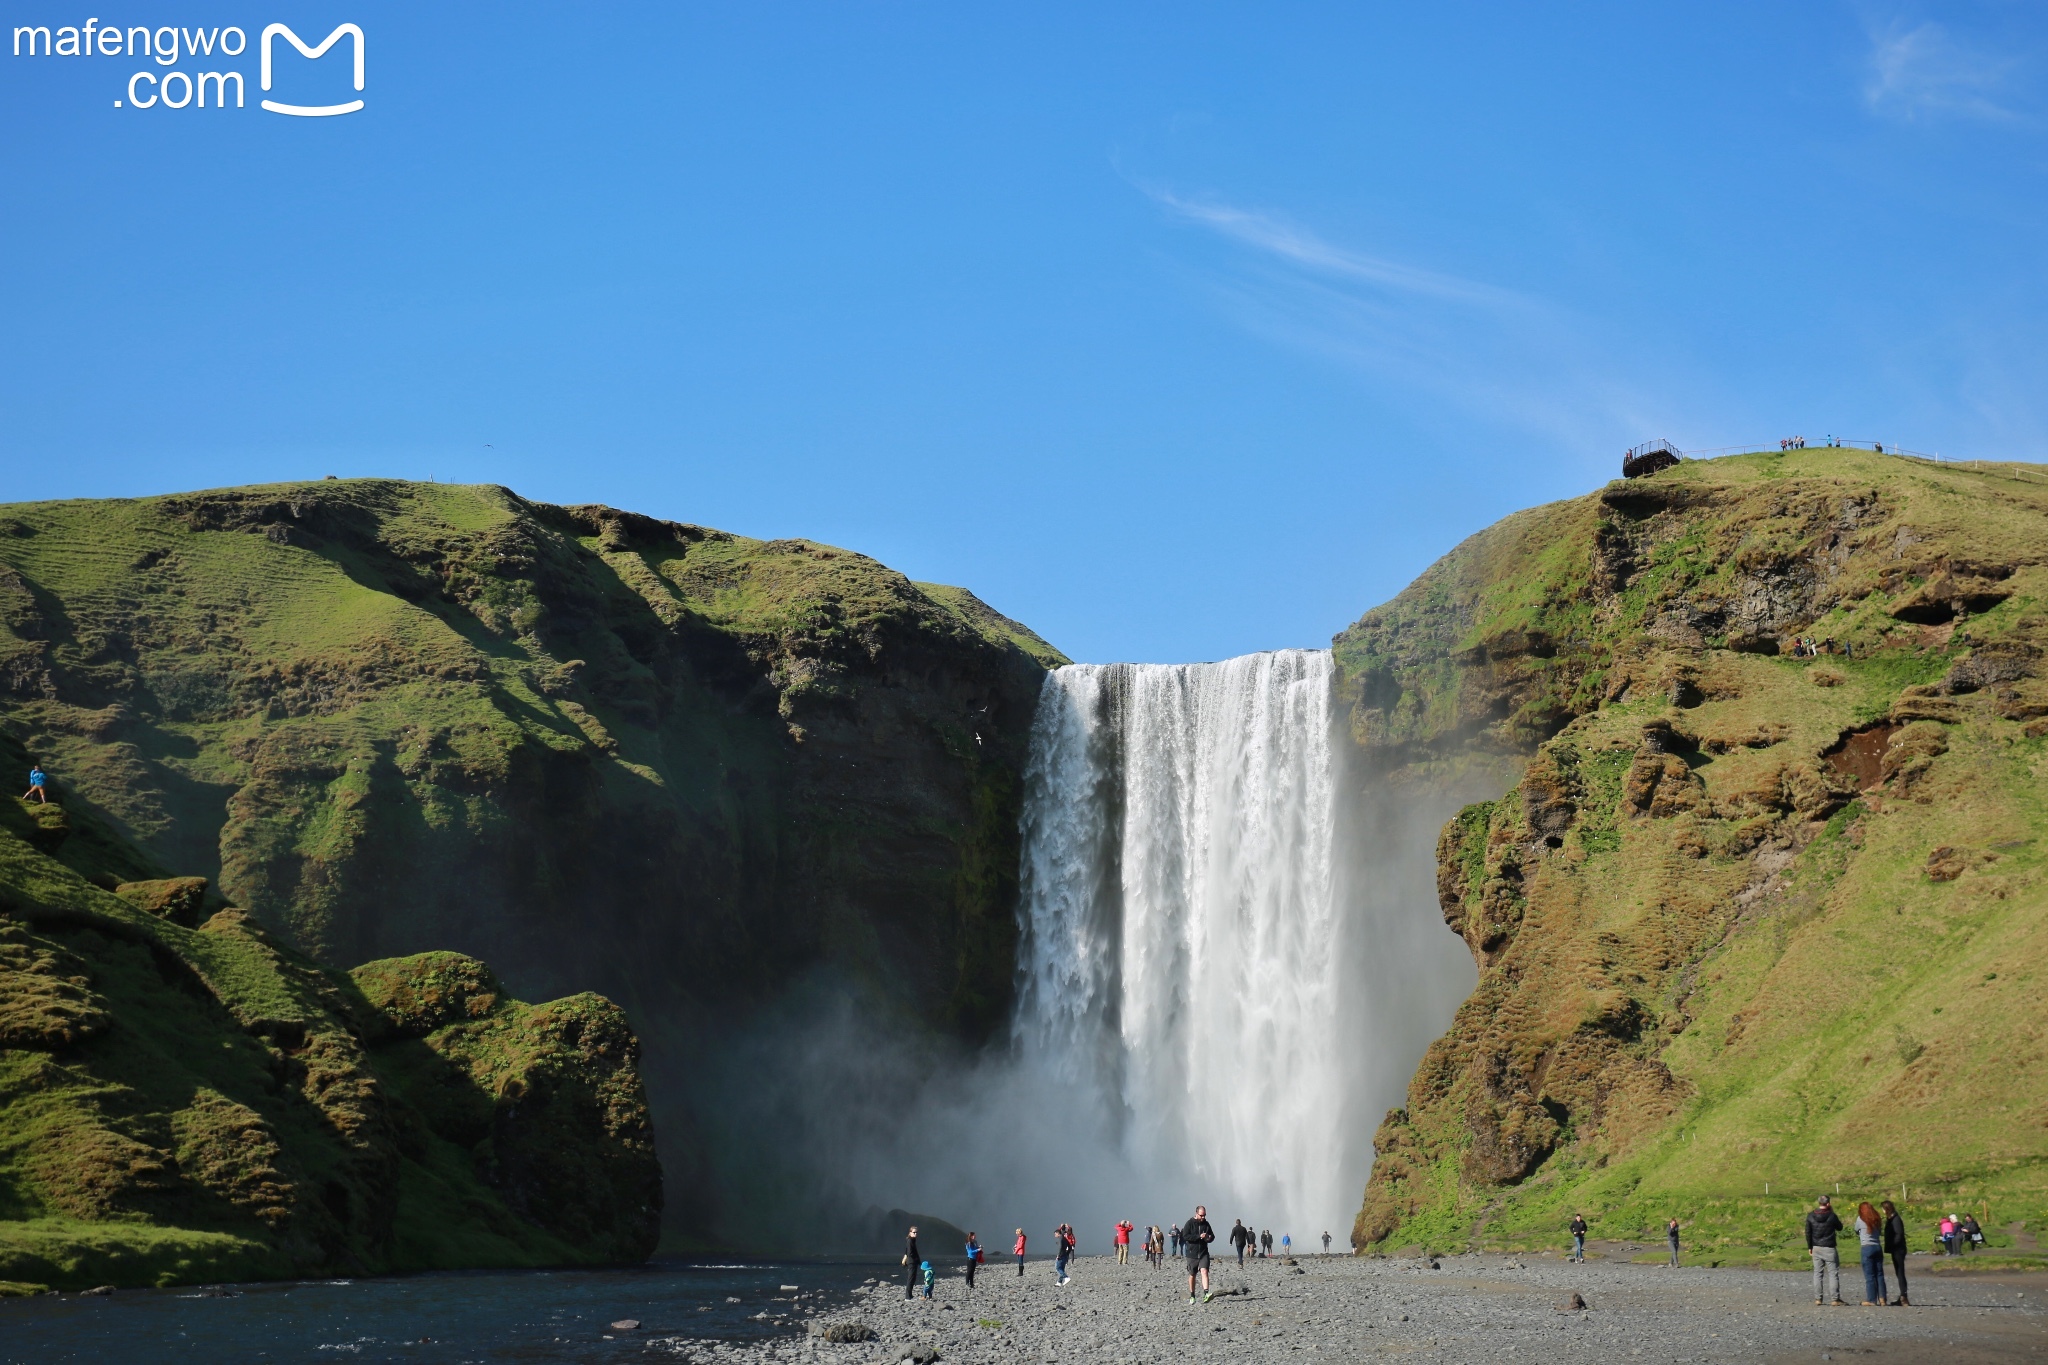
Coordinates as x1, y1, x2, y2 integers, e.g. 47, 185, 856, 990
1864, 20, 2022, 121
1141, 185, 1675, 458
1149, 191, 1520, 308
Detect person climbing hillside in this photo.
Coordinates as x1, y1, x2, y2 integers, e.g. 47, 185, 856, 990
1230, 1219, 1250, 1266
1115, 1219, 1134, 1264
1854, 1202, 1886, 1306
1014, 1228, 1027, 1277
964, 1231, 982, 1290
1881, 1201, 1909, 1306
1568, 1213, 1588, 1262
1183, 1205, 1215, 1303
22, 763, 46, 804
903, 1225, 921, 1300
1667, 1218, 1681, 1268
1806, 1195, 1845, 1305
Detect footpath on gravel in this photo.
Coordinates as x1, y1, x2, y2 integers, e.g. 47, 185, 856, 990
653, 1251, 2048, 1365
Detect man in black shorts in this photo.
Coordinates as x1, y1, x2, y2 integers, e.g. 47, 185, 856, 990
1183, 1205, 1215, 1303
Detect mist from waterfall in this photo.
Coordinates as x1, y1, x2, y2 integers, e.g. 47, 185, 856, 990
693, 648, 1475, 1253
1014, 650, 1352, 1233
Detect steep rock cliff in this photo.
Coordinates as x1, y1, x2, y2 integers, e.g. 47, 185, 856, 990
1343, 450, 2048, 1261
0, 480, 1062, 1241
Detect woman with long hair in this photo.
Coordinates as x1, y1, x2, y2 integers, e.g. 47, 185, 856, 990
1854, 1202, 1887, 1306
1880, 1201, 1909, 1305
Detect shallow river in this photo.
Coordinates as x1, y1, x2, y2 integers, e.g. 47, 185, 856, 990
0, 1258, 887, 1364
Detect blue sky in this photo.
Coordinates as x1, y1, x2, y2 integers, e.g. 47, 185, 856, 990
3, 4, 2044, 663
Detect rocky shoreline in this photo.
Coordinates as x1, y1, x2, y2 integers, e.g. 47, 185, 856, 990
648, 1251, 2047, 1364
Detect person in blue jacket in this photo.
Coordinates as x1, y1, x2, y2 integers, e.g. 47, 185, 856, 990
964, 1232, 983, 1290
22, 764, 47, 804
919, 1259, 935, 1299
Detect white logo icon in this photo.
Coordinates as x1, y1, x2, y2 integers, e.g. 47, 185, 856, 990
260, 22, 363, 116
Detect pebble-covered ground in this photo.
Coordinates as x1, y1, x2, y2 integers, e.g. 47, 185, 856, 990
649, 1251, 2048, 1364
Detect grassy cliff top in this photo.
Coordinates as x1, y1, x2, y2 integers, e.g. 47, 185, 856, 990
1335, 450, 2048, 771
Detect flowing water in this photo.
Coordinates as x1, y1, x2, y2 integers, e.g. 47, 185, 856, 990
1014, 650, 1353, 1232
0, 1260, 884, 1364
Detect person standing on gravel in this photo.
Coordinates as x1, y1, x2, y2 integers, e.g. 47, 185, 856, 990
1014, 1228, 1027, 1277
1183, 1206, 1216, 1303
1321, 1231, 1331, 1254
1853, 1202, 1886, 1306
903, 1225, 921, 1300
1666, 1218, 1681, 1267
1170, 1224, 1182, 1256
1230, 1219, 1250, 1267
1881, 1200, 1909, 1305
1806, 1195, 1845, 1305
1568, 1213, 1587, 1262
1115, 1219, 1134, 1264
964, 1231, 982, 1290
1054, 1223, 1076, 1284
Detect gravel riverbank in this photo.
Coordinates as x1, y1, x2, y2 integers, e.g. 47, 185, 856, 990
649, 1251, 2047, 1364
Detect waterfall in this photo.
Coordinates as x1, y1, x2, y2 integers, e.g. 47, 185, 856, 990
1015, 649, 1349, 1232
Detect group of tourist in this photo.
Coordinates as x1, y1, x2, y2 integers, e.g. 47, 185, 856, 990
1939, 1212, 1986, 1256
911, 1207, 1338, 1303
1565, 1194, 1980, 1309
1787, 636, 1852, 658
1806, 1194, 1913, 1307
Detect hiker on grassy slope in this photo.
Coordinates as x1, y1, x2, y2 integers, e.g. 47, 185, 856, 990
1806, 1195, 1846, 1305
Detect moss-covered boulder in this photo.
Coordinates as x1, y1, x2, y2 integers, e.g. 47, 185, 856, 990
112, 877, 208, 926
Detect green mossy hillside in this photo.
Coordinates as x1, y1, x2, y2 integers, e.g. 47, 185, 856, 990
0, 479, 1063, 1242
1346, 450, 2048, 1266
0, 765, 659, 1291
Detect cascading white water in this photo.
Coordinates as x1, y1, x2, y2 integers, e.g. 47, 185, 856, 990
1015, 649, 1349, 1232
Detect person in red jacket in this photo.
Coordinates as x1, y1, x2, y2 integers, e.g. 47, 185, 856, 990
1115, 1220, 1134, 1264
1013, 1228, 1027, 1277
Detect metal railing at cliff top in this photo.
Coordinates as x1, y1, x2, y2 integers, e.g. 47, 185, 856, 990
1680, 438, 1953, 461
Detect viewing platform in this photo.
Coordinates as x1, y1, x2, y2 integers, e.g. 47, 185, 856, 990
1622, 439, 1682, 478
